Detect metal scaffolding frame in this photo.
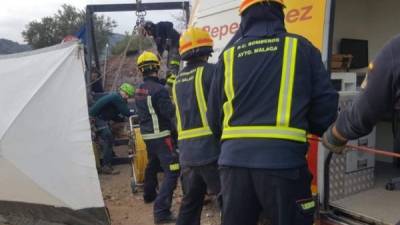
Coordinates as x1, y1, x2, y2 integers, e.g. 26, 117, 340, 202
85, 1, 190, 91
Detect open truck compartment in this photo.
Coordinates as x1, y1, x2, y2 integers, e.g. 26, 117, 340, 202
190, 0, 400, 223
331, 162, 400, 224
321, 1, 400, 224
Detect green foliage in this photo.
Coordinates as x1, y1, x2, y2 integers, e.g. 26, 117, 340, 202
92, 14, 117, 53
111, 34, 154, 56
22, 4, 116, 50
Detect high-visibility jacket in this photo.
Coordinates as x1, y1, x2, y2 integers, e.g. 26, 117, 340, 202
207, 32, 338, 169
173, 62, 220, 166
135, 76, 175, 140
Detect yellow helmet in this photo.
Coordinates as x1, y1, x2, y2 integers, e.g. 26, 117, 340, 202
239, 0, 285, 15
179, 27, 214, 60
137, 51, 160, 74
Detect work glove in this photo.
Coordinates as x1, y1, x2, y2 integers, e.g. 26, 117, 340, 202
322, 125, 348, 154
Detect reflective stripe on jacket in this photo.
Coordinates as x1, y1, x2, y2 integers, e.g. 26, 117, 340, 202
135, 76, 175, 140
221, 37, 306, 142
173, 62, 220, 166
207, 33, 338, 169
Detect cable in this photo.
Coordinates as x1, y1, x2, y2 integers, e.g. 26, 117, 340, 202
308, 136, 400, 158
308, 135, 400, 212
110, 0, 148, 91
110, 28, 138, 91
102, 43, 109, 88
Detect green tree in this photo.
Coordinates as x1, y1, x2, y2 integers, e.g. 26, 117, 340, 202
111, 34, 154, 55
22, 4, 116, 50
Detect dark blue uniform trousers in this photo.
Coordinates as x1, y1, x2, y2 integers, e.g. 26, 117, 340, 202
176, 163, 221, 225
220, 166, 315, 225
95, 119, 114, 166
144, 136, 180, 220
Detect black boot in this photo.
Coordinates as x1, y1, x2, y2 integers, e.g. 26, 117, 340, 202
154, 214, 176, 224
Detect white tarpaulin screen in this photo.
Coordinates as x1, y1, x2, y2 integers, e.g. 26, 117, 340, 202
0, 42, 106, 221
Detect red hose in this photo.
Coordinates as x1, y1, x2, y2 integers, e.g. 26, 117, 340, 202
308, 137, 400, 159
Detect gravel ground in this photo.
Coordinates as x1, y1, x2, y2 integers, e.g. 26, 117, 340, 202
99, 147, 221, 225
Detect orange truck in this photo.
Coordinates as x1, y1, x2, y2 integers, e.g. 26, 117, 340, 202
190, 0, 400, 224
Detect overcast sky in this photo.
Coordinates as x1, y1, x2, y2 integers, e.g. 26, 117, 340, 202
0, 0, 188, 43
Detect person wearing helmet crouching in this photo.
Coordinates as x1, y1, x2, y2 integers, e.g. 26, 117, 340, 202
134, 51, 180, 224
89, 83, 136, 175
173, 27, 221, 225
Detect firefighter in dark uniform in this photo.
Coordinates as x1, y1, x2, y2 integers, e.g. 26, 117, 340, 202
206, 1, 338, 225
323, 35, 400, 163
134, 51, 179, 224
173, 27, 221, 225
144, 21, 181, 75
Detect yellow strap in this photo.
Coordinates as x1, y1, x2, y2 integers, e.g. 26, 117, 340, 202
167, 74, 176, 83
178, 127, 213, 140
223, 47, 236, 128
147, 96, 160, 133
222, 126, 306, 142
142, 130, 171, 140
170, 60, 180, 66
276, 37, 298, 126
172, 81, 183, 133
195, 67, 209, 127
167, 78, 176, 87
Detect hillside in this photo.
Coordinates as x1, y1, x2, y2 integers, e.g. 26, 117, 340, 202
0, 39, 31, 55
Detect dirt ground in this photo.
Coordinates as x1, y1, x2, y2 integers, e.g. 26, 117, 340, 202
99, 147, 220, 225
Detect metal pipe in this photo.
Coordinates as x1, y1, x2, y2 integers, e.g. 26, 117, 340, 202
86, 2, 190, 13
102, 43, 109, 88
